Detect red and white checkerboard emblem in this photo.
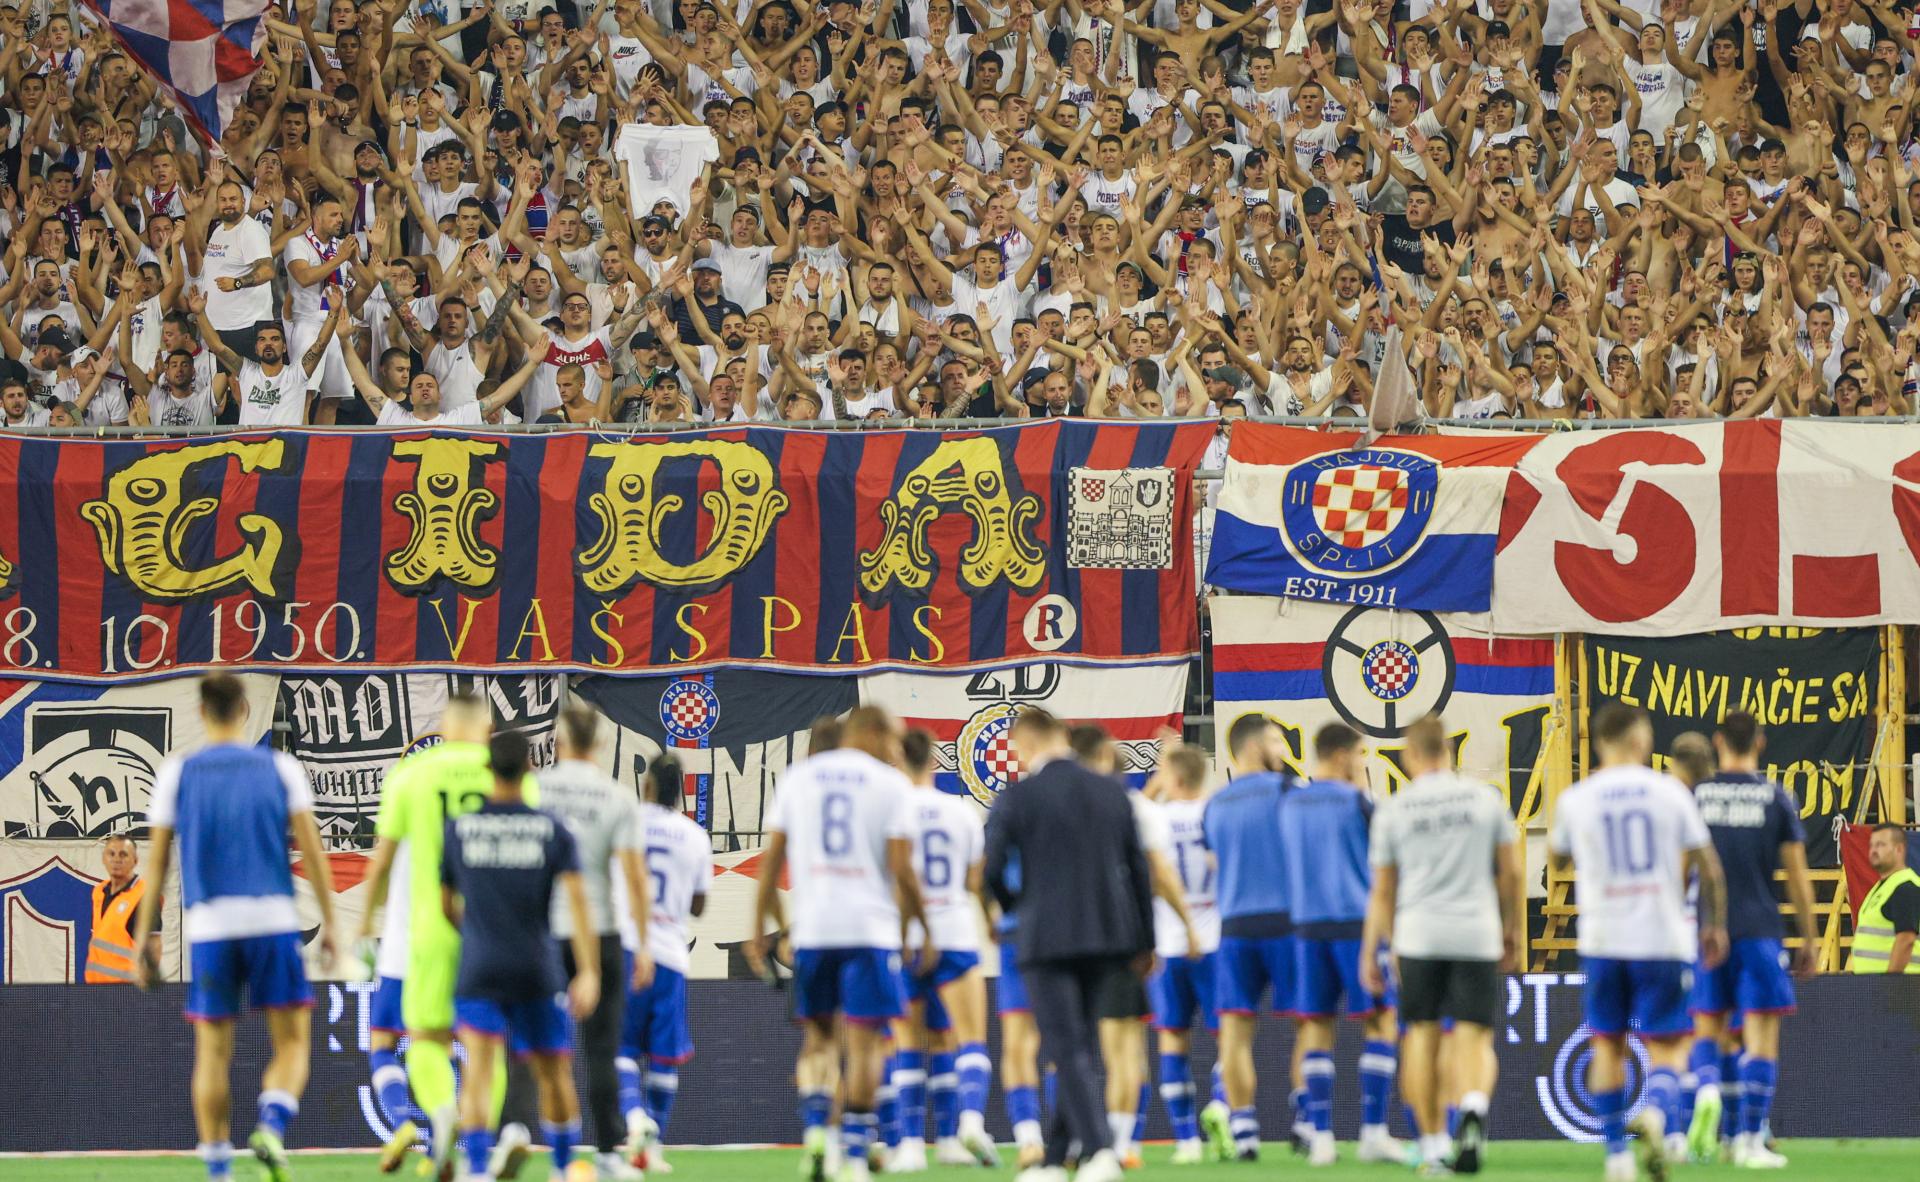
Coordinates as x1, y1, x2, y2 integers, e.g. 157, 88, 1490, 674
1081, 478, 1106, 502
1359, 640, 1420, 702
957, 703, 1023, 806
659, 678, 721, 743
1311, 465, 1409, 549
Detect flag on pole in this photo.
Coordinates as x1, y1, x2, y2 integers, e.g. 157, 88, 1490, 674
75, 0, 269, 144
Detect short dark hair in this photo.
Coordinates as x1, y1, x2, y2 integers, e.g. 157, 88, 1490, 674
1715, 711, 1761, 755
1067, 723, 1112, 762
1404, 715, 1450, 761
1227, 712, 1277, 760
646, 755, 683, 808
809, 714, 843, 753
1011, 706, 1066, 741
901, 728, 935, 775
1592, 702, 1649, 747
1873, 822, 1906, 840
489, 731, 531, 782
1313, 722, 1363, 761
199, 673, 248, 723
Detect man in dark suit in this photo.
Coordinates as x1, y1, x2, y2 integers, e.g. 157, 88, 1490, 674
984, 709, 1154, 1182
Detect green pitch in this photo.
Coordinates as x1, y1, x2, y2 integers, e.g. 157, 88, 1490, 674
4, 1140, 1910, 1182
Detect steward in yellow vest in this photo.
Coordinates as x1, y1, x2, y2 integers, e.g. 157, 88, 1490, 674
87, 835, 157, 984
1851, 825, 1920, 974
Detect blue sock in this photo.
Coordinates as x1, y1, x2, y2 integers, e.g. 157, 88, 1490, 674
1230, 1106, 1259, 1151
800, 1088, 833, 1133
1720, 1050, 1744, 1140
371, 1049, 415, 1130
1043, 1068, 1057, 1115
257, 1090, 297, 1140
1595, 1087, 1628, 1156
931, 1054, 959, 1139
645, 1066, 679, 1135
616, 1055, 645, 1129
1740, 1058, 1777, 1136
1690, 1039, 1723, 1094
877, 1075, 900, 1150
1303, 1051, 1335, 1134
1132, 1081, 1150, 1144
895, 1050, 928, 1141
1211, 1064, 1226, 1107
199, 1141, 233, 1181
1161, 1052, 1199, 1143
1360, 1040, 1395, 1130
842, 1110, 877, 1162
957, 1042, 992, 1121
1446, 1106, 1460, 1137
541, 1119, 579, 1171
461, 1127, 493, 1179
1006, 1084, 1040, 1130
1644, 1068, 1680, 1137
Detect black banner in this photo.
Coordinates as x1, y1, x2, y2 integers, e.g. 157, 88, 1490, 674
1584, 629, 1883, 866
4, 976, 1920, 1151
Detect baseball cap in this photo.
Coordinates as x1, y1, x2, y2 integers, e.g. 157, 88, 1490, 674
735, 146, 762, 165
355, 139, 384, 156
69, 346, 99, 366
738, 201, 762, 221
641, 214, 672, 231
692, 258, 722, 273
491, 109, 522, 133
1301, 187, 1331, 215
36, 328, 73, 355
1020, 367, 1052, 395
1205, 365, 1246, 389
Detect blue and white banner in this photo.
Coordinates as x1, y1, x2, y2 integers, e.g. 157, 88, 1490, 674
1205, 424, 1541, 613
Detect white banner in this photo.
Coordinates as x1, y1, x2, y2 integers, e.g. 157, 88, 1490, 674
1494, 420, 1920, 634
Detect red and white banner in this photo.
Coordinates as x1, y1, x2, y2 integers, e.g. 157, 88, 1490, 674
1496, 420, 1920, 634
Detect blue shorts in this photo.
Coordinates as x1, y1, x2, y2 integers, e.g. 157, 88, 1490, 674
1294, 937, 1394, 1020
792, 947, 906, 1025
455, 994, 574, 1056
1149, 953, 1218, 1032
622, 957, 693, 1065
996, 939, 1029, 1015
370, 975, 405, 1034
1583, 957, 1693, 1039
1216, 935, 1296, 1016
186, 932, 312, 1022
1690, 938, 1796, 1017
906, 950, 981, 1032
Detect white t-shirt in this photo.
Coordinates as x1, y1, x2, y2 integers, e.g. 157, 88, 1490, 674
1154, 795, 1220, 958
283, 234, 352, 322
905, 790, 984, 953
146, 384, 219, 427
1549, 765, 1710, 961
376, 846, 412, 978
1370, 771, 1515, 960
376, 401, 485, 426
202, 216, 274, 331
235, 358, 314, 426
765, 748, 913, 951
614, 801, 712, 975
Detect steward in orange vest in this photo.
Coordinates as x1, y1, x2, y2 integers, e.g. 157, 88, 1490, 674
88, 836, 156, 983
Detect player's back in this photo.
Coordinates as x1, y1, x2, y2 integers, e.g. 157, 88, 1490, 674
377, 741, 493, 946
1203, 770, 1293, 924
443, 801, 577, 1003
767, 747, 911, 951
151, 744, 310, 940
907, 789, 985, 953
1155, 795, 1220, 957
1370, 770, 1511, 961
1693, 771, 1804, 942
1551, 765, 1709, 961
1278, 779, 1373, 932
631, 801, 712, 974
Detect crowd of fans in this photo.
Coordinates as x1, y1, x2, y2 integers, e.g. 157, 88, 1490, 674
0, 0, 1914, 431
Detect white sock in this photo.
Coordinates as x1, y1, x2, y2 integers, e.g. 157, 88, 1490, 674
1420, 1132, 1451, 1163
1107, 1111, 1133, 1153
1460, 1090, 1490, 1116
1014, 1119, 1043, 1148
1362, 1122, 1387, 1140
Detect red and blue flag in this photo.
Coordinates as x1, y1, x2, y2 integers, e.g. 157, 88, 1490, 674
77, 0, 268, 142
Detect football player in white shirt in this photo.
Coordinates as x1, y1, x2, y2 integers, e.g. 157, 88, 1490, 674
890, 729, 997, 1173
614, 754, 712, 1178
1143, 743, 1223, 1166
751, 708, 930, 1182
1549, 704, 1727, 1182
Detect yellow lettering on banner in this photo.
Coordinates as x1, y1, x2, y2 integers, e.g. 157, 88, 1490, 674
589, 600, 626, 668
80, 439, 288, 599
428, 595, 485, 660
761, 595, 801, 657
577, 440, 787, 593
507, 599, 555, 661
858, 438, 1046, 596
910, 605, 946, 664
828, 602, 872, 664
385, 438, 502, 591
671, 603, 710, 664
1594, 648, 1644, 704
